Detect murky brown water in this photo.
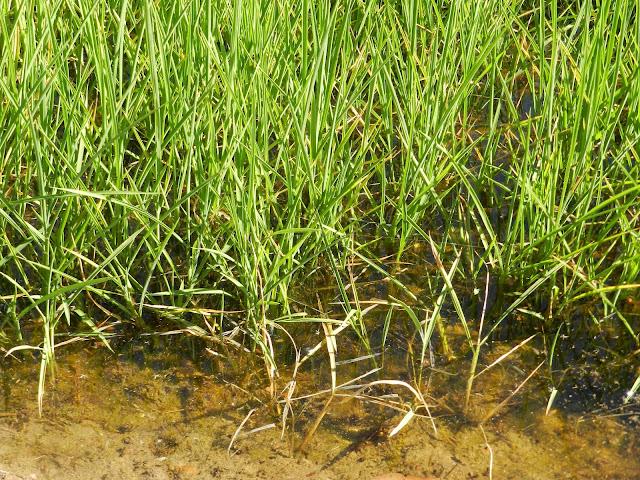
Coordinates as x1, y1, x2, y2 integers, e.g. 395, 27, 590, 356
1, 331, 638, 480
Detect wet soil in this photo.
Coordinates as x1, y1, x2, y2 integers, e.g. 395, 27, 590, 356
0, 338, 638, 480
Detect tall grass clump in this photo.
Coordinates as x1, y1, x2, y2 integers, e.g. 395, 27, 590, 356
1, 0, 639, 409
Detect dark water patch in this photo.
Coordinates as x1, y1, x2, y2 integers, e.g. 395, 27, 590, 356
550, 311, 640, 425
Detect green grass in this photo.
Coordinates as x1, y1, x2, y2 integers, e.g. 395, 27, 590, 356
1, 0, 639, 410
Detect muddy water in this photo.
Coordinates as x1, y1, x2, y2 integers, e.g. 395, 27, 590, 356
0, 333, 638, 480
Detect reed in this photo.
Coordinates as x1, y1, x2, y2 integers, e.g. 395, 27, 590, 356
1, 0, 638, 411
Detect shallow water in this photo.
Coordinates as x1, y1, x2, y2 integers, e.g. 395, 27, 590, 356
1, 333, 638, 480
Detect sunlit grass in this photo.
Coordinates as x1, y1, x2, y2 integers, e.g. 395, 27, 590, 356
1, 0, 639, 411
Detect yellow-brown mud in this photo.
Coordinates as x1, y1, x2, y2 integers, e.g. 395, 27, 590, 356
0, 341, 638, 480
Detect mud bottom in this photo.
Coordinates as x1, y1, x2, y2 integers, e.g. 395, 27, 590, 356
0, 342, 638, 480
